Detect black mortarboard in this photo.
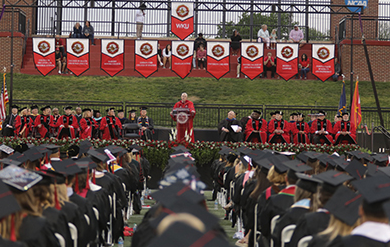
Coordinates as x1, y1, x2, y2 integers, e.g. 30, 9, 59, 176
35, 170, 56, 186
371, 154, 389, 166
30, 105, 38, 110
317, 153, 330, 167
51, 159, 82, 176
377, 167, 390, 178
151, 182, 205, 207
239, 156, 249, 167
14, 143, 29, 153
40, 105, 51, 111
19, 107, 27, 112
23, 147, 44, 162
106, 145, 126, 155
270, 156, 289, 174
296, 173, 321, 193
0, 165, 42, 191
342, 112, 349, 116
344, 159, 367, 180
0, 144, 14, 155
318, 110, 326, 116
297, 112, 305, 118
253, 110, 262, 115
301, 151, 323, 162
94, 110, 100, 114
323, 155, 343, 168
218, 146, 234, 156
0, 158, 22, 166
106, 108, 115, 112
236, 146, 252, 155
366, 162, 381, 177
246, 150, 266, 161
128, 109, 137, 113
352, 175, 390, 204
87, 149, 109, 163
172, 145, 190, 152
64, 106, 72, 110
140, 106, 148, 110
129, 144, 143, 152
290, 112, 298, 117
255, 158, 273, 171
323, 186, 362, 226
333, 158, 350, 171
275, 111, 283, 115
82, 108, 92, 112
6, 152, 28, 164
45, 144, 60, 154
337, 115, 343, 119
0, 179, 21, 219
11, 105, 19, 110
283, 159, 313, 173
67, 145, 80, 157
314, 170, 353, 194
35, 145, 51, 155
348, 150, 373, 161
79, 140, 93, 154
171, 149, 189, 156
227, 152, 238, 163
75, 157, 97, 170
117, 109, 124, 113
270, 111, 276, 116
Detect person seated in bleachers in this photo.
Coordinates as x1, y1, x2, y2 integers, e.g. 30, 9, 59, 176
196, 44, 206, 70
299, 53, 310, 80
55, 48, 66, 74
270, 29, 277, 49
193, 33, 206, 58
83, 21, 95, 45
333, 58, 341, 81
258, 24, 270, 49
73, 22, 83, 38
157, 43, 163, 67
162, 44, 172, 69
263, 52, 276, 78
289, 24, 304, 43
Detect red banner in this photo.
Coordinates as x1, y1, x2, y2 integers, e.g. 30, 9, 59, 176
101, 39, 124, 77
276, 58, 298, 81
135, 55, 158, 78
171, 17, 194, 40
67, 53, 89, 76
241, 57, 263, 80
312, 59, 335, 82
33, 53, 56, 76
207, 56, 230, 79
172, 56, 192, 79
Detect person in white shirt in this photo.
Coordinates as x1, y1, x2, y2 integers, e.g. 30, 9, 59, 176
257, 24, 270, 48
162, 44, 172, 69
135, 3, 146, 39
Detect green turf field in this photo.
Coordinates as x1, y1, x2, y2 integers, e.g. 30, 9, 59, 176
12, 73, 390, 107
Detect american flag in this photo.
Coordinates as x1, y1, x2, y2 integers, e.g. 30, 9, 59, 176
3, 73, 8, 105
0, 73, 7, 125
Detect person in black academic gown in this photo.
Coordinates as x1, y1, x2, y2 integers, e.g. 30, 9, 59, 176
2, 105, 19, 136
137, 107, 154, 141
218, 111, 243, 142
117, 109, 129, 125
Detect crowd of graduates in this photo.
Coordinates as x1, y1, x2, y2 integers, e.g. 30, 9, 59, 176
218, 110, 356, 145
210, 146, 390, 247
2, 105, 154, 141
0, 141, 149, 247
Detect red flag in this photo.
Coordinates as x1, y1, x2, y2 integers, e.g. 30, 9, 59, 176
350, 80, 362, 130
312, 44, 335, 82
240, 43, 264, 80
171, 2, 194, 40
276, 43, 299, 81
67, 39, 90, 76
171, 41, 193, 79
207, 42, 230, 80
135, 40, 158, 78
101, 39, 124, 77
33, 38, 56, 76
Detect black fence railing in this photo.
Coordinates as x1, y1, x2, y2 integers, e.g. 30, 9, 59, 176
12, 100, 390, 130
0, 9, 27, 35
339, 15, 390, 41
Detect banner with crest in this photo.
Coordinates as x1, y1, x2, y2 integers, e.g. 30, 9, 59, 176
134, 40, 158, 78
66, 39, 90, 76
101, 39, 124, 77
276, 43, 299, 81
171, 2, 194, 40
33, 38, 56, 76
171, 41, 194, 79
312, 44, 335, 82
206, 42, 230, 80
240, 43, 264, 80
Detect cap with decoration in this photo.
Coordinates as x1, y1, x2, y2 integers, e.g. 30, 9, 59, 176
344, 159, 367, 180
314, 170, 353, 194
0, 165, 42, 191
296, 173, 321, 193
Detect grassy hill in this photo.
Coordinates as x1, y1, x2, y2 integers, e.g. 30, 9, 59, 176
12, 73, 390, 107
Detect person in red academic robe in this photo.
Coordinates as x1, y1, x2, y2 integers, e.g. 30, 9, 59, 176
267, 111, 291, 143
56, 106, 79, 139
292, 113, 310, 144
14, 107, 33, 138
34, 105, 55, 138
333, 112, 356, 145
170, 93, 196, 142
100, 108, 122, 140
79, 108, 98, 139
310, 110, 333, 145
244, 110, 267, 143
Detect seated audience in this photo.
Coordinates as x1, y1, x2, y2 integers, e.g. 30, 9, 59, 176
196, 44, 206, 70
258, 24, 270, 48
231, 29, 242, 56
162, 44, 172, 69
289, 24, 304, 43
263, 52, 276, 78
73, 22, 83, 38
83, 21, 95, 45
299, 53, 310, 79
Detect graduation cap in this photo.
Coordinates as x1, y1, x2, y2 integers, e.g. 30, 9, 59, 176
283, 159, 313, 173
297, 112, 305, 118
79, 140, 93, 154
274, 111, 283, 115
67, 145, 80, 157
40, 105, 51, 111
314, 170, 353, 194
218, 146, 234, 156
6, 152, 28, 164
63, 106, 72, 111
171, 149, 190, 156
270, 156, 289, 174
348, 150, 372, 161
366, 162, 381, 177
51, 159, 82, 176
317, 153, 330, 167
323, 186, 362, 226
45, 144, 60, 154
342, 112, 349, 116
318, 110, 326, 116
226, 152, 238, 163
333, 158, 350, 171
253, 110, 262, 115
236, 146, 252, 155
30, 105, 38, 110
0, 158, 23, 167
336, 115, 343, 119
23, 147, 44, 162
290, 112, 298, 117
0, 179, 21, 219
172, 145, 189, 152
106, 108, 115, 112
140, 106, 148, 110
377, 167, 390, 178
19, 107, 27, 112
296, 173, 321, 193
14, 143, 29, 153
75, 157, 97, 170
246, 150, 266, 161
239, 156, 249, 168
0, 165, 42, 191
151, 182, 205, 207
11, 105, 19, 110
94, 110, 100, 114
87, 149, 109, 163
255, 158, 274, 171
106, 145, 126, 156
82, 108, 92, 112
371, 154, 389, 167
351, 175, 390, 204
344, 159, 367, 180
0, 144, 14, 155
299, 151, 323, 163
128, 109, 137, 113
117, 109, 124, 113
270, 111, 276, 116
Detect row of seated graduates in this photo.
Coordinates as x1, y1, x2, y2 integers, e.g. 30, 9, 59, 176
210, 145, 390, 247
0, 140, 149, 247
131, 145, 234, 247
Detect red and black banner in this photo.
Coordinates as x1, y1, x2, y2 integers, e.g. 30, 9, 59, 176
33, 38, 56, 76
135, 40, 158, 78
171, 2, 194, 40
171, 41, 193, 79
240, 43, 264, 80
66, 39, 90, 76
101, 39, 124, 77
207, 42, 230, 80
276, 43, 299, 81
312, 44, 335, 82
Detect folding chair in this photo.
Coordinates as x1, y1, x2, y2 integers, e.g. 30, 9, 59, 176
68, 223, 78, 247
281, 225, 296, 247
270, 215, 280, 247
297, 236, 313, 247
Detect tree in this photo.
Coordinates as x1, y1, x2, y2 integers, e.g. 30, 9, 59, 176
379, 22, 390, 41
304, 28, 330, 41
217, 12, 298, 40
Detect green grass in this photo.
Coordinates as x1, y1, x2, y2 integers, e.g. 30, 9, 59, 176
122, 191, 237, 247
12, 73, 390, 107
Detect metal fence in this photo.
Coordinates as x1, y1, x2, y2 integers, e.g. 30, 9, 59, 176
13, 100, 390, 130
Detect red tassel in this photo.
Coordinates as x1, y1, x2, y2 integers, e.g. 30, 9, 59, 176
106, 163, 109, 172
74, 174, 79, 193
92, 170, 96, 184
248, 164, 251, 171
54, 181, 61, 210
85, 169, 90, 190
10, 214, 16, 242
120, 157, 123, 166
45, 153, 49, 164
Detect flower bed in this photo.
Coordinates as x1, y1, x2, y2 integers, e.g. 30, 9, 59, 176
0, 137, 362, 170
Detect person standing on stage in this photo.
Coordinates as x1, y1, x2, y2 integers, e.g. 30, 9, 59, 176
2, 105, 19, 136
56, 106, 79, 139
100, 108, 122, 140
34, 105, 55, 138
170, 93, 196, 142
138, 107, 154, 140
